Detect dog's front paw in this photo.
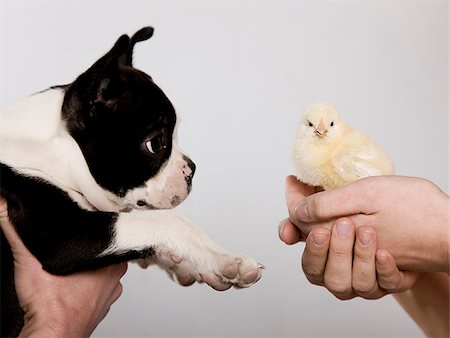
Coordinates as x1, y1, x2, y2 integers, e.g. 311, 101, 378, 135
197, 255, 264, 291
150, 250, 264, 291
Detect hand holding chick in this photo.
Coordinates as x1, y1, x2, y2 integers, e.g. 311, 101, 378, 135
293, 103, 394, 190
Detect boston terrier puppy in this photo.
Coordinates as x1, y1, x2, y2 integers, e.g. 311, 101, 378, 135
0, 27, 263, 337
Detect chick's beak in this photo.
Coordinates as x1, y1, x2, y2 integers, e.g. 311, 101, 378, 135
315, 121, 328, 137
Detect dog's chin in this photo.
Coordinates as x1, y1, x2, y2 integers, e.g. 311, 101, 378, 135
120, 154, 195, 212
124, 182, 192, 211
134, 195, 186, 210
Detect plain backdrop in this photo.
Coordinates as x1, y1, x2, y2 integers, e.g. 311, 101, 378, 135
0, 0, 448, 337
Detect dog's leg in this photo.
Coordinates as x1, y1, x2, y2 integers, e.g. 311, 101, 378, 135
104, 210, 264, 290
2, 165, 263, 289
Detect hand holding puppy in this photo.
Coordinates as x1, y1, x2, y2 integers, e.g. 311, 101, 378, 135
0, 197, 127, 337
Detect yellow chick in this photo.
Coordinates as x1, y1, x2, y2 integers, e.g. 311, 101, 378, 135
293, 103, 394, 190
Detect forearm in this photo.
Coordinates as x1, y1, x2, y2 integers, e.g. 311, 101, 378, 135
393, 272, 449, 338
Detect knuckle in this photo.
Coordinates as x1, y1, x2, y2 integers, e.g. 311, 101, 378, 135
305, 274, 324, 286
353, 246, 371, 260
352, 281, 376, 294
333, 293, 354, 301
325, 277, 351, 296
379, 279, 400, 291
311, 194, 330, 219
377, 271, 401, 291
302, 265, 324, 283
329, 246, 352, 258
115, 283, 124, 298
301, 259, 325, 282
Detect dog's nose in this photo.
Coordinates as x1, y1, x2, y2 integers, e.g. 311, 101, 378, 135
182, 155, 196, 177
187, 158, 196, 177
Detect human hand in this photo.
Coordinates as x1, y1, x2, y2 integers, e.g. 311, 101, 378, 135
0, 198, 127, 338
281, 175, 449, 273
295, 218, 419, 300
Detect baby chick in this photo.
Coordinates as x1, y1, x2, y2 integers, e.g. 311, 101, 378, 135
293, 103, 394, 190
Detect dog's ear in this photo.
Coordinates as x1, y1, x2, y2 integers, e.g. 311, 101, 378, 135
89, 34, 131, 110
62, 33, 129, 126
90, 27, 154, 108
63, 27, 154, 133
120, 26, 154, 66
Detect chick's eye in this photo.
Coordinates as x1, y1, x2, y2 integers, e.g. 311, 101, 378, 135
307, 121, 313, 127
330, 121, 334, 127
145, 131, 167, 155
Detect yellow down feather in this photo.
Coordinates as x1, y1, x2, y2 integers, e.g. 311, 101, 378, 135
293, 103, 394, 190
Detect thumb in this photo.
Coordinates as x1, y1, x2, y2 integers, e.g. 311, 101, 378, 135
293, 179, 376, 224
0, 197, 28, 253
285, 175, 320, 222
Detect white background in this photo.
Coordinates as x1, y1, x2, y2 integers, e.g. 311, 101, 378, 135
1, 0, 448, 337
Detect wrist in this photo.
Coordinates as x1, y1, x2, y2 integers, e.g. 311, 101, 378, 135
435, 194, 449, 273
19, 299, 78, 338
426, 193, 449, 273
19, 313, 67, 338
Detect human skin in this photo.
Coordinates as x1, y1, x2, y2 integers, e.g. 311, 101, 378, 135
280, 217, 420, 300
280, 175, 449, 337
0, 198, 127, 338
282, 175, 449, 273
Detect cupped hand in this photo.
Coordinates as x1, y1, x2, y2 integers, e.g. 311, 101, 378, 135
281, 175, 449, 273
296, 218, 419, 300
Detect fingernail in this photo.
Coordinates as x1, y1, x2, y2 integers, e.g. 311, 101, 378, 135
358, 231, 373, 246
312, 232, 329, 246
335, 219, 352, 238
295, 200, 309, 221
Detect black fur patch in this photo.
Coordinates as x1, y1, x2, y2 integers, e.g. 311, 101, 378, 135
62, 29, 176, 196
0, 27, 168, 337
0, 163, 156, 336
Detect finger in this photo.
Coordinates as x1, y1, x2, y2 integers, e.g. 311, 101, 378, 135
111, 282, 124, 302
376, 249, 419, 292
0, 197, 8, 219
279, 218, 305, 245
113, 262, 128, 279
0, 200, 28, 253
293, 178, 377, 223
285, 176, 317, 224
98, 282, 124, 322
323, 218, 356, 300
301, 228, 331, 285
352, 226, 378, 296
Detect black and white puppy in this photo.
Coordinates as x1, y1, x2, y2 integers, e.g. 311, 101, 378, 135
0, 27, 263, 337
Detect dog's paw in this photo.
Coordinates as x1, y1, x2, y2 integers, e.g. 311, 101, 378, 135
197, 255, 264, 291
149, 250, 264, 291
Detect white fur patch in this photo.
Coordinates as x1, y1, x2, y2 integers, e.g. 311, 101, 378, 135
103, 210, 263, 289
0, 89, 123, 211
123, 146, 192, 210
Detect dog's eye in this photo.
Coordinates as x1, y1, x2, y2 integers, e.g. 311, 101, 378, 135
145, 132, 167, 155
